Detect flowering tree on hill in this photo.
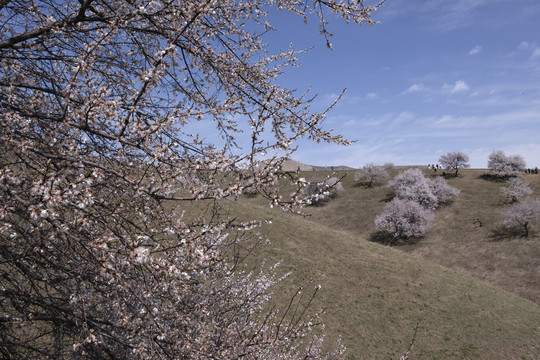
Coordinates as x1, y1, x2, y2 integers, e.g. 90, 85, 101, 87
387, 168, 439, 209
502, 198, 540, 237
501, 177, 533, 203
354, 163, 389, 187
438, 151, 470, 176
0, 1, 380, 358
377, 168, 460, 241
388, 168, 460, 209
487, 150, 526, 177
375, 198, 435, 240
429, 176, 461, 205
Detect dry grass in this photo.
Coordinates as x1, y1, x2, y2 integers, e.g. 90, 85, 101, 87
224, 169, 540, 359
292, 168, 540, 305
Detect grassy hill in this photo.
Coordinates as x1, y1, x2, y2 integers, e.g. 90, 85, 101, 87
298, 167, 540, 305
226, 167, 540, 359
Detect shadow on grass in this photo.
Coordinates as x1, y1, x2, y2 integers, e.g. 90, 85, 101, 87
489, 225, 527, 241
352, 182, 387, 189
479, 173, 510, 182
379, 192, 395, 203
368, 231, 422, 246
427, 172, 455, 179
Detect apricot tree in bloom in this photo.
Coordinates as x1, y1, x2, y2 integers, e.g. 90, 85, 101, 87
387, 168, 439, 209
501, 177, 533, 203
502, 198, 540, 237
428, 176, 461, 205
387, 168, 460, 210
375, 198, 435, 240
487, 150, 526, 177
354, 163, 389, 187
438, 151, 470, 176
0, 0, 380, 358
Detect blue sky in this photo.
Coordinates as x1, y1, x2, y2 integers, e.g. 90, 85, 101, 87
262, 0, 540, 168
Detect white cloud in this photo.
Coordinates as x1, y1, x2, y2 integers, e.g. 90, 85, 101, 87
442, 80, 470, 94
518, 41, 534, 51
366, 92, 378, 99
404, 83, 425, 93
393, 111, 415, 125
517, 41, 540, 59
468, 45, 483, 55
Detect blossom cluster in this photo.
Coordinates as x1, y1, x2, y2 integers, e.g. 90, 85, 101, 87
376, 168, 460, 240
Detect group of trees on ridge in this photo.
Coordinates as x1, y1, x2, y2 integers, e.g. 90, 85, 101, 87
350, 150, 540, 241
374, 168, 460, 240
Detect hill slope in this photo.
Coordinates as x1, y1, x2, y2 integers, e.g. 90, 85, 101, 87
298, 168, 540, 305
229, 196, 540, 359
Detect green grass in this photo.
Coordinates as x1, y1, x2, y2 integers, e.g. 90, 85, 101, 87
224, 167, 540, 359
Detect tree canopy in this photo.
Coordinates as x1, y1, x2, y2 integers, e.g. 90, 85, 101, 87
0, 1, 379, 358
438, 152, 470, 176
487, 150, 526, 177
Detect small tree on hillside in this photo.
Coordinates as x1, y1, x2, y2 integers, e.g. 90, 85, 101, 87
502, 198, 540, 237
439, 152, 470, 176
501, 177, 533, 203
388, 168, 439, 209
487, 150, 526, 177
354, 163, 389, 187
388, 168, 460, 209
429, 176, 461, 205
375, 198, 435, 240
383, 162, 395, 171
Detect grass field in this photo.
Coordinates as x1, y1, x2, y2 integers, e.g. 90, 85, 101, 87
225, 167, 540, 359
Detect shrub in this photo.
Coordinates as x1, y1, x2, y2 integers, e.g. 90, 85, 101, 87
243, 185, 259, 196
388, 168, 439, 209
429, 176, 461, 205
354, 163, 389, 187
438, 151, 470, 176
388, 168, 460, 209
375, 198, 435, 239
502, 198, 540, 237
500, 177, 532, 203
487, 150, 526, 177
383, 163, 395, 170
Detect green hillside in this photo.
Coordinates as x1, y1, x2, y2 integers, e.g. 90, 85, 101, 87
228, 168, 540, 359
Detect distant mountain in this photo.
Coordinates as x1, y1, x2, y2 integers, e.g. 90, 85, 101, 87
311, 164, 355, 171
280, 158, 316, 171
280, 158, 355, 172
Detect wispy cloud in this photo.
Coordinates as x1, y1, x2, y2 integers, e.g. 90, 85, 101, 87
517, 41, 540, 60
442, 80, 470, 94
469, 45, 483, 55
403, 83, 426, 94
518, 41, 535, 51
366, 92, 378, 99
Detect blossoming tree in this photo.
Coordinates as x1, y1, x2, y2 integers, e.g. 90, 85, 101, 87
487, 150, 526, 177
502, 198, 540, 237
501, 177, 533, 203
438, 151, 470, 176
0, 1, 379, 358
354, 163, 389, 187
375, 198, 435, 240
